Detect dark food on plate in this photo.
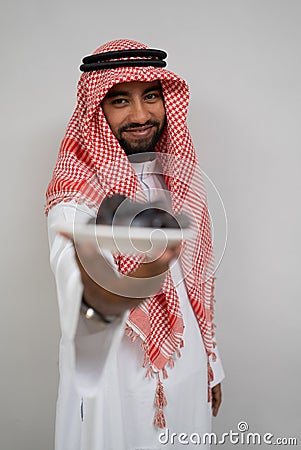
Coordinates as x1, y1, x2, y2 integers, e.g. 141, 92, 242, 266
90, 194, 190, 229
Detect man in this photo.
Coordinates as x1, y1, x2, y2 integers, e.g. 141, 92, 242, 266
46, 39, 225, 449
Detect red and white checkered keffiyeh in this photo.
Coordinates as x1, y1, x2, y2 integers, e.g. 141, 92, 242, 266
46, 39, 217, 428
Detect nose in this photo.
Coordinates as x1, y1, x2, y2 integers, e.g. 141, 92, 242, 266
128, 99, 151, 124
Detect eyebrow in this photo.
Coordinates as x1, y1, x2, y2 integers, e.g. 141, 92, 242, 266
105, 83, 162, 99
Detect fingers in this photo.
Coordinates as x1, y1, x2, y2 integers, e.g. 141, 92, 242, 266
212, 383, 222, 417
129, 246, 178, 279
60, 231, 183, 313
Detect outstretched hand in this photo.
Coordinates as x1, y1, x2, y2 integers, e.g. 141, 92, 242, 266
62, 233, 181, 317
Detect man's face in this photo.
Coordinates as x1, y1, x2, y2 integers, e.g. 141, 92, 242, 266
101, 81, 166, 156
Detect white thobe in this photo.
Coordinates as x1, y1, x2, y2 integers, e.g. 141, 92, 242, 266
47, 158, 225, 450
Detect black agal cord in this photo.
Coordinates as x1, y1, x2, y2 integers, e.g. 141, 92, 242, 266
80, 48, 167, 72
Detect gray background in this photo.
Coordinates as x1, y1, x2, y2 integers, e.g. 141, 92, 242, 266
0, 0, 300, 448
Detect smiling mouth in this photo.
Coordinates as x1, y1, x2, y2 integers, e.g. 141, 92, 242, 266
123, 125, 154, 136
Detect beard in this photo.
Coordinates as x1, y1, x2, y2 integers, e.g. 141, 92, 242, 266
117, 120, 165, 156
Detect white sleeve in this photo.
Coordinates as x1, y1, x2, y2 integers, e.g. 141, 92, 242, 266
47, 200, 127, 397
210, 345, 225, 387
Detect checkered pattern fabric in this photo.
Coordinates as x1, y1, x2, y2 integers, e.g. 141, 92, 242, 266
46, 39, 216, 404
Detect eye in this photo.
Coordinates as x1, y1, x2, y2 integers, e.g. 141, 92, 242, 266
112, 98, 127, 105
144, 91, 161, 102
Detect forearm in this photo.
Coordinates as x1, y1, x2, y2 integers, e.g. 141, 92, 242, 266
48, 200, 128, 395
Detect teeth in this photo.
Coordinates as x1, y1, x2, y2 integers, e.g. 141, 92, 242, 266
126, 126, 151, 133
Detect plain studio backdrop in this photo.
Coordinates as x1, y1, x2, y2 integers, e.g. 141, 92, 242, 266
0, 1, 300, 449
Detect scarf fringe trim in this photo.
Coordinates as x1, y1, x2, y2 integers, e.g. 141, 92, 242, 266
125, 325, 215, 427
125, 324, 185, 428
154, 374, 167, 428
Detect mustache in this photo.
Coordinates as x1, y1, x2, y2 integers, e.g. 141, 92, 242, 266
118, 120, 160, 134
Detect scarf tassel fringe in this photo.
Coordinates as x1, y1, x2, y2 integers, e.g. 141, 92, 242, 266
153, 375, 167, 429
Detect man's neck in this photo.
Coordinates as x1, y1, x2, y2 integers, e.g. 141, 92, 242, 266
127, 152, 156, 163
